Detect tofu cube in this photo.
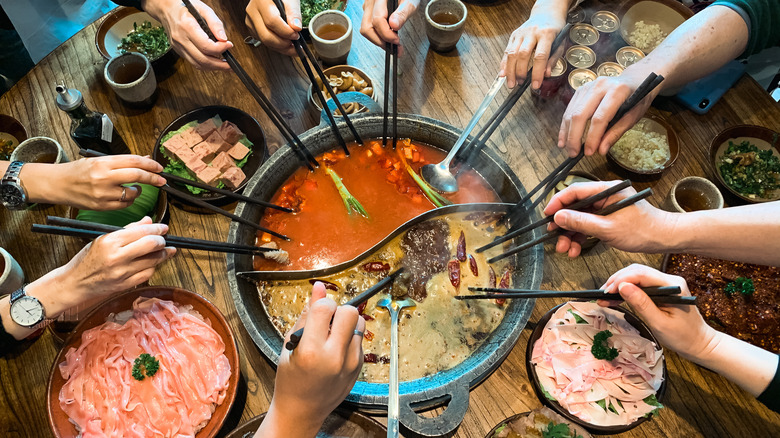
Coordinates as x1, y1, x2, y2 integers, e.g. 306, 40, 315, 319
220, 166, 246, 189
184, 157, 208, 174
227, 142, 251, 161
196, 166, 222, 185
192, 142, 216, 163
193, 118, 218, 140
217, 121, 245, 145
162, 133, 188, 154
180, 127, 202, 148
210, 152, 235, 172
171, 146, 197, 164
204, 131, 232, 154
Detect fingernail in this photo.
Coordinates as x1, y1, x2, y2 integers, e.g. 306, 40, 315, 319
293, 18, 302, 28
218, 30, 227, 40
618, 282, 633, 295
556, 211, 569, 224
532, 81, 540, 90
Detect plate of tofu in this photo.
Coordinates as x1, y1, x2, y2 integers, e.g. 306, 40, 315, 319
153, 105, 267, 205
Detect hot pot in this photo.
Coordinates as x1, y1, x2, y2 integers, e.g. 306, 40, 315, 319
227, 110, 544, 437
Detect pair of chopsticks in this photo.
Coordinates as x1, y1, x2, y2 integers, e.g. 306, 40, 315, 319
181, 0, 320, 170
485, 184, 653, 263
453, 24, 572, 166
32, 216, 273, 256
78, 149, 289, 240
457, 285, 697, 306
285, 267, 406, 351
383, 0, 399, 149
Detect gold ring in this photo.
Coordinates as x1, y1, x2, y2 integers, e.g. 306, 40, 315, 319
120, 187, 127, 202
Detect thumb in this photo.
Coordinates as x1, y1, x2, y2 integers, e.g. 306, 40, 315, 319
285, 0, 303, 31
554, 209, 609, 237
618, 282, 665, 327
389, 1, 415, 30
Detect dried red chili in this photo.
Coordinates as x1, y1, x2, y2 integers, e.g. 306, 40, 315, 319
308, 279, 339, 291
456, 231, 466, 262
449, 260, 461, 288
499, 269, 511, 289
468, 254, 478, 276
488, 266, 497, 288
362, 261, 391, 272
364, 330, 375, 341
364, 353, 378, 363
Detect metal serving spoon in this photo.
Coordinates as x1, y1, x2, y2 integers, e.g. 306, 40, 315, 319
420, 75, 506, 193
377, 295, 417, 438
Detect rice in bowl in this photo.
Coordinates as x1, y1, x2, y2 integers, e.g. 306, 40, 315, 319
610, 119, 671, 171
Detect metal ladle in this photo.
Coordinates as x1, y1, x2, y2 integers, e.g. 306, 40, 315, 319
377, 295, 417, 438
420, 75, 506, 193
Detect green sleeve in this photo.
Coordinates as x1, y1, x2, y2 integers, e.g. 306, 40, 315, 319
711, 0, 780, 57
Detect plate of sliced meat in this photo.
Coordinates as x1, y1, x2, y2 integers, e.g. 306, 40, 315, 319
153, 105, 267, 206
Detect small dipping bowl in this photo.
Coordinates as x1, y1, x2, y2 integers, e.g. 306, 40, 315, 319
606, 113, 679, 181
104, 52, 158, 109
310, 10, 353, 66
308, 65, 377, 116
0, 247, 25, 295
425, 0, 468, 52
0, 115, 28, 160
663, 176, 724, 213
10, 136, 69, 164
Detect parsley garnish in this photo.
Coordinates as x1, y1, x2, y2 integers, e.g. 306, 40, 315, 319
543, 422, 583, 438
118, 21, 171, 60
725, 277, 754, 297
132, 353, 160, 381
591, 330, 619, 361
718, 140, 780, 198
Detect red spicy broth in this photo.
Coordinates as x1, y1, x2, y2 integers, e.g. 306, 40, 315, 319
254, 139, 500, 271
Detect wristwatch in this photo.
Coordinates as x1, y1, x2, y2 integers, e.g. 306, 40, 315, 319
1, 161, 28, 210
9, 286, 48, 328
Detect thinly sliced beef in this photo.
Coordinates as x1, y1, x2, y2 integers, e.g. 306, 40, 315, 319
400, 219, 450, 301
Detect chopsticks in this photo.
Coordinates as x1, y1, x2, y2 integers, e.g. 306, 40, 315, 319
477, 179, 632, 252
383, 0, 399, 149
456, 285, 696, 305
487, 187, 653, 263
454, 24, 572, 165
285, 267, 406, 351
34, 216, 274, 256
77, 149, 289, 240
181, 0, 319, 170
79, 149, 292, 213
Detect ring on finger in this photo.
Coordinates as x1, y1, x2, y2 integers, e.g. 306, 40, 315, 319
120, 187, 127, 202
353, 330, 365, 338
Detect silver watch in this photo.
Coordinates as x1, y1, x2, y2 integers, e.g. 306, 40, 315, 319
1, 161, 28, 210
9, 286, 47, 328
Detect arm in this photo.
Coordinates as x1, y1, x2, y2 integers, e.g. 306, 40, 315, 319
544, 180, 780, 266
1, 155, 166, 211
601, 264, 778, 397
255, 282, 365, 437
360, 0, 420, 50
559, 5, 749, 157
499, 0, 570, 89
0, 218, 175, 342
245, 0, 302, 57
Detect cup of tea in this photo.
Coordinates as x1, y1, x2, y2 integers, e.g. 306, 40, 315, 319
0, 247, 24, 295
425, 0, 468, 52
10, 136, 68, 164
663, 176, 724, 213
104, 52, 158, 109
310, 10, 353, 65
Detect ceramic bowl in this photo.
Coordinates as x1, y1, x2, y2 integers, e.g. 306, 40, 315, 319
709, 124, 780, 204
307, 65, 377, 116
47, 286, 240, 438
484, 409, 592, 438
301, 0, 348, 39
96, 7, 176, 69
0, 114, 28, 160
617, 0, 693, 54
663, 176, 724, 213
606, 113, 679, 181
223, 407, 387, 438
526, 301, 668, 434
10, 136, 69, 164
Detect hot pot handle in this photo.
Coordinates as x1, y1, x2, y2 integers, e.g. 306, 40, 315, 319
398, 380, 470, 437
319, 91, 382, 127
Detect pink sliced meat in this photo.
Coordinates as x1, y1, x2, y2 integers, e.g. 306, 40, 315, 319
227, 142, 250, 161
220, 166, 246, 190
216, 121, 244, 145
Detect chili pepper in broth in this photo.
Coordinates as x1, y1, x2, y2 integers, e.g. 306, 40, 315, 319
456, 231, 467, 262
468, 254, 479, 276
449, 260, 461, 289
499, 269, 511, 289
488, 266, 497, 288
309, 279, 339, 291
362, 261, 391, 272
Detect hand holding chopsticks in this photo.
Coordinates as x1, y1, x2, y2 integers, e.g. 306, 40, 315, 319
457, 286, 696, 306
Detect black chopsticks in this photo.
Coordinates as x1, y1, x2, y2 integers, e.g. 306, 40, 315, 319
34, 216, 274, 256
383, 0, 399, 149
78, 149, 291, 213
456, 285, 696, 306
285, 267, 406, 351
181, 0, 319, 170
487, 187, 653, 263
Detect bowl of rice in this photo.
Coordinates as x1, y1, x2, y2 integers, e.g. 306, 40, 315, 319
607, 113, 679, 180
618, 0, 693, 54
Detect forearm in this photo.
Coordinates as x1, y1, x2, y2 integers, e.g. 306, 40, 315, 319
620, 5, 748, 93
253, 403, 321, 438
690, 330, 778, 397
665, 202, 780, 266
530, 0, 570, 20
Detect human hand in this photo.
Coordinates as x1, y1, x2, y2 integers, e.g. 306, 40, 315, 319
245, 0, 301, 56
544, 180, 674, 257
26, 155, 166, 210
598, 264, 717, 360
499, 10, 565, 89
257, 282, 365, 437
557, 68, 661, 157
142, 0, 232, 70
360, 0, 420, 50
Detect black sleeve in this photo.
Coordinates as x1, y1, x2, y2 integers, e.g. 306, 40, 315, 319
757, 355, 780, 413
0, 313, 22, 357
110, 0, 144, 10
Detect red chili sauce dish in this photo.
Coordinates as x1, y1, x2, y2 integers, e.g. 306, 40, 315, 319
665, 253, 780, 353
253, 138, 500, 271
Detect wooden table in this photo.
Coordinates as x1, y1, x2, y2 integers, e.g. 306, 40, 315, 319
1, 0, 779, 436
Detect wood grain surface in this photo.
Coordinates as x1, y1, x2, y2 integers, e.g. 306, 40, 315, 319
1, 0, 779, 437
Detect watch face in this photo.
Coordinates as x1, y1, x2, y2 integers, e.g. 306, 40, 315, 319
1, 184, 24, 207
10, 296, 45, 327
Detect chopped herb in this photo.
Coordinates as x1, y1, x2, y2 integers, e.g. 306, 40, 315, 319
567, 308, 588, 324
542, 422, 579, 438
325, 167, 369, 218
301, 0, 343, 26
591, 330, 619, 361
132, 353, 160, 381
718, 140, 780, 199
118, 21, 171, 60
725, 277, 754, 297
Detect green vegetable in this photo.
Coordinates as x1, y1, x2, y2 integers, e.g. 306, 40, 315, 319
325, 167, 369, 218
491, 424, 506, 436
718, 140, 780, 198
643, 394, 664, 417
77, 184, 160, 226
542, 422, 583, 438
725, 277, 754, 297
118, 21, 171, 60
301, 0, 343, 26
567, 309, 588, 324
132, 353, 160, 381
591, 330, 619, 361
541, 385, 556, 401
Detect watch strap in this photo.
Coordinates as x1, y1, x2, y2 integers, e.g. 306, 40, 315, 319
1, 161, 28, 209
1, 161, 24, 184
